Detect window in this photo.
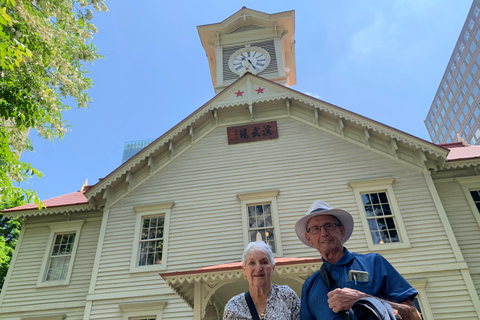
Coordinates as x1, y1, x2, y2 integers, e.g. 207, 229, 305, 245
464, 31, 470, 41
470, 42, 477, 53
348, 178, 410, 250
475, 107, 480, 117
466, 53, 472, 64
462, 84, 468, 95
468, 95, 474, 106
237, 189, 283, 255
119, 300, 166, 320
455, 177, 480, 228
448, 92, 453, 101
131, 202, 173, 272
469, 18, 475, 30
461, 63, 467, 74
452, 82, 458, 93
472, 190, 480, 212
454, 53, 461, 63
36, 220, 84, 287
473, 85, 479, 97
446, 72, 452, 82
467, 75, 473, 86
456, 73, 462, 83
473, 64, 478, 75
460, 42, 465, 53
475, 6, 480, 18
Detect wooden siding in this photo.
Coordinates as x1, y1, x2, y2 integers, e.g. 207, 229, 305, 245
85, 117, 477, 318
434, 179, 480, 268
0, 213, 101, 319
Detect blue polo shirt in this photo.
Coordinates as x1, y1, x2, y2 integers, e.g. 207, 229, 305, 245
300, 248, 418, 320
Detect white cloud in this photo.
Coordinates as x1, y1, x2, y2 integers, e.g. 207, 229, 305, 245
304, 92, 322, 99
349, 11, 388, 61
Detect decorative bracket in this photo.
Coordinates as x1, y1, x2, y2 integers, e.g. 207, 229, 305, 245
189, 125, 194, 143
169, 140, 174, 159
103, 186, 111, 207
416, 149, 427, 167
338, 118, 345, 137
287, 99, 291, 117
126, 171, 133, 190
363, 127, 370, 147
213, 109, 218, 125
390, 139, 398, 159
249, 104, 254, 121
148, 156, 154, 174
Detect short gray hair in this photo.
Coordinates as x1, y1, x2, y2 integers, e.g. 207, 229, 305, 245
241, 241, 275, 267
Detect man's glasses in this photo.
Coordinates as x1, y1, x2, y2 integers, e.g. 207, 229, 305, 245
307, 223, 341, 234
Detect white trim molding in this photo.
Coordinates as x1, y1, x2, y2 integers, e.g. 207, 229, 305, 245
348, 177, 411, 251
455, 176, 480, 228
236, 189, 283, 256
119, 300, 167, 320
130, 202, 174, 272
36, 220, 85, 288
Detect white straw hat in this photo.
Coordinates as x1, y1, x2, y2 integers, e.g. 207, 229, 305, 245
295, 200, 354, 247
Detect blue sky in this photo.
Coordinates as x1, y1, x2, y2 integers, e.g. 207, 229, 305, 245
20, 0, 473, 201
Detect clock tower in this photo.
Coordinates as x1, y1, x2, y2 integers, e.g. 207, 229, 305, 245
198, 7, 296, 94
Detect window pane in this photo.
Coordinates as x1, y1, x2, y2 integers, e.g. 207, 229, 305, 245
362, 192, 400, 244
138, 215, 165, 266
247, 203, 276, 252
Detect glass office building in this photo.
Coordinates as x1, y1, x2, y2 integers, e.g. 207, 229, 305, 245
425, 0, 480, 144
122, 139, 155, 163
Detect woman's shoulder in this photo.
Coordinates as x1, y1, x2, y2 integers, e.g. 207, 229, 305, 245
272, 284, 299, 298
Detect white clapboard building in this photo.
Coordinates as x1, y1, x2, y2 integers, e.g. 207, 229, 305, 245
1, 7, 480, 320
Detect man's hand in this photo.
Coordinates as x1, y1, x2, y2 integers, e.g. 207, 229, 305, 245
327, 288, 369, 313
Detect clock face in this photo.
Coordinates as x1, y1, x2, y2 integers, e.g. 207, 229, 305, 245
229, 47, 271, 76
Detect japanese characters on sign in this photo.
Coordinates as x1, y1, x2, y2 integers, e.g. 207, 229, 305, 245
227, 121, 279, 145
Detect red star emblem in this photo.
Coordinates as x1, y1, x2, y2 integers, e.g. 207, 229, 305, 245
235, 90, 244, 97
255, 87, 265, 94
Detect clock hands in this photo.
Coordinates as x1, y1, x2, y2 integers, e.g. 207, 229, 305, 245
247, 59, 259, 71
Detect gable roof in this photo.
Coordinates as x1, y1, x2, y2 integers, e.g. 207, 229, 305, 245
2, 188, 93, 218
6, 73, 468, 216
83, 72, 450, 209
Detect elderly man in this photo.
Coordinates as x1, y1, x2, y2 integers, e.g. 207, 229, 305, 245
295, 200, 420, 320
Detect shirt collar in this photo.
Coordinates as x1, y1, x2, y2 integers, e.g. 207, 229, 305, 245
322, 247, 354, 270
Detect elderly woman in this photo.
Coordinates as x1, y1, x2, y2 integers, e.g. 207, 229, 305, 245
223, 241, 300, 320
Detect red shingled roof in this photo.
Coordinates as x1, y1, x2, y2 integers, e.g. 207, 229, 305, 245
160, 256, 322, 278
440, 142, 480, 161
2, 188, 90, 213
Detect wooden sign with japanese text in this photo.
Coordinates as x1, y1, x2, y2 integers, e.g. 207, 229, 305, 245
227, 121, 278, 145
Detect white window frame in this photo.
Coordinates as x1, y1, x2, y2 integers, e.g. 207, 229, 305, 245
36, 220, 84, 287
119, 300, 166, 320
408, 279, 433, 320
236, 189, 283, 256
455, 176, 480, 228
348, 178, 411, 251
130, 202, 174, 272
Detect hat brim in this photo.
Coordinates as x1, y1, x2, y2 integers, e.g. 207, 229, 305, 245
295, 208, 354, 247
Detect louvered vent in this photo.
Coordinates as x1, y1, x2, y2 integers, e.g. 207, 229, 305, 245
230, 25, 265, 33
223, 40, 278, 81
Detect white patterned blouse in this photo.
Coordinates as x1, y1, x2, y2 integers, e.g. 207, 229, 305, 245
223, 284, 300, 320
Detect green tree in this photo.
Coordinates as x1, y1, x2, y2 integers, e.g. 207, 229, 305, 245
0, 196, 25, 291
0, 0, 108, 205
